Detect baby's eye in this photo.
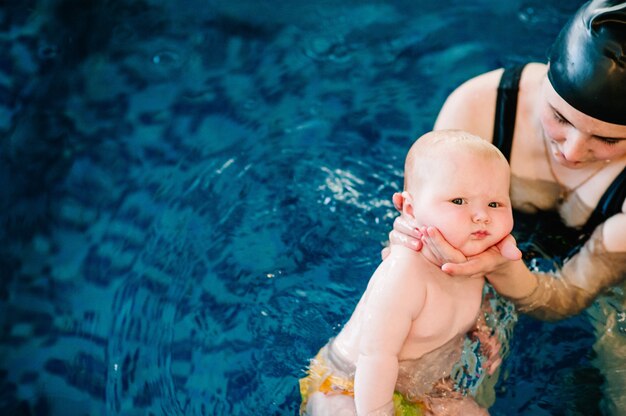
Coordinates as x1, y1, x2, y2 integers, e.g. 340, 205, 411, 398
488, 202, 500, 208
451, 198, 464, 205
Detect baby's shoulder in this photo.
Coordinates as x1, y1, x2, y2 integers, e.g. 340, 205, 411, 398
366, 259, 430, 305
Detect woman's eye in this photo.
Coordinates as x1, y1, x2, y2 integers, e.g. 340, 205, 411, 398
488, 202, 500, 208
451, 198, 464, 205
600, 137, 619, 146
553, 112, 568, 125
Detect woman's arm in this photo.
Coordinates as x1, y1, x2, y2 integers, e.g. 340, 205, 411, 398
509, 219, 626, 321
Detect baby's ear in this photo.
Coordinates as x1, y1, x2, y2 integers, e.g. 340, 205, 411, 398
401, 191, 415, 219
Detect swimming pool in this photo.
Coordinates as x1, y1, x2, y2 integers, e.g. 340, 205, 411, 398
2, 0, 602, 414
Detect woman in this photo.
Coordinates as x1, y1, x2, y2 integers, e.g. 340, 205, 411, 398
391, 0, 626, 413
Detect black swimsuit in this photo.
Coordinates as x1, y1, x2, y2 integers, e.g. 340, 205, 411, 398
493, 65, 626, 262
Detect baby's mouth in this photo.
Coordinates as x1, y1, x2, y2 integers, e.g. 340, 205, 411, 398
471, 230, 489, 239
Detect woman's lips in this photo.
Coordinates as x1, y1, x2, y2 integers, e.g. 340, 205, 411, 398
549, 142, 588, 168
553, 150, 581, 167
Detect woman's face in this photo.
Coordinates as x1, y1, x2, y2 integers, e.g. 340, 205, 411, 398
539, 78, 626, 169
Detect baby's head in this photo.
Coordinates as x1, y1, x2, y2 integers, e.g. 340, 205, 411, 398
402, 130, 513, 257
403, 130, 508, 193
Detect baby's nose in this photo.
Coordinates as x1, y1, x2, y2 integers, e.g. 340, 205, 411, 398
472, 210, 490, 224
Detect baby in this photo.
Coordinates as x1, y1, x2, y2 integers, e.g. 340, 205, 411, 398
300, 130, 513, 415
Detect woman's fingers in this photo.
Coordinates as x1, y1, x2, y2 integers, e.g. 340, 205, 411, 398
422, 226, 467, 264
393, 215, 421, 238
497, 234, 522, 260
389, 230, 423, 251
441, 257, 488, 277
439, 233, 520, 277
387, 215, 423, 252
487, 357, 502, 375
392, 192, 403, 212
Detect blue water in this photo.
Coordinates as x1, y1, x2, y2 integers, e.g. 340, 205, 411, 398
2, 0, 601, 415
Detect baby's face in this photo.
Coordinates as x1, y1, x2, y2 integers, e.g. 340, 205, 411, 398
411, 152, 513, 257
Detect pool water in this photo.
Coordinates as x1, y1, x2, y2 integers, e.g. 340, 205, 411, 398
1, 0, 603, 415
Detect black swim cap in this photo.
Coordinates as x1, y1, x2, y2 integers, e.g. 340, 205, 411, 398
547, 0, 626, 125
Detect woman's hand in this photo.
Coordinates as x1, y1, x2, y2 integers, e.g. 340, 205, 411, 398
411, 223, 521, 277
430, 230, 522, 277
389, 215, 424, 251
381, 193, 424, 260
419, 226, 468, 268
381, 215, 423, 259
469, 315, 502, 376
424, 227, 538, 301
390, 192, 424, 251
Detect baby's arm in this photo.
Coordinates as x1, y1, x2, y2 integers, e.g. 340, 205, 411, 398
354, 258, 425, 415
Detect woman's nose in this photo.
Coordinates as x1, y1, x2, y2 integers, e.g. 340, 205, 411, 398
562, 131, 590, 162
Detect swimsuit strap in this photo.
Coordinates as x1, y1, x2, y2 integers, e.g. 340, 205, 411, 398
492, 65, 525, 161
581, 166, 626, 238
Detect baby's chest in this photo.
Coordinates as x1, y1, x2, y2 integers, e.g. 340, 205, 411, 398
409, 280, 483, 340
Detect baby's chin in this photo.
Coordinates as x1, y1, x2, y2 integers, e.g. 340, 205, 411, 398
459, 240, 496, 258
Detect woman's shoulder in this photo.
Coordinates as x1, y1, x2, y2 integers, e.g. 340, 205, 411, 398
519, 63, 548, 97
434, 68, 503, 140
449, 63, 546, 101
434, 63, 546, 141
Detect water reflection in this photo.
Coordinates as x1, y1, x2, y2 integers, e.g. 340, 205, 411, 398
1, 1, 594, 415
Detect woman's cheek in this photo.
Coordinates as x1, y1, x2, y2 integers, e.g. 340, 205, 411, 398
540, 115, 562, 141
595, 143, 626, 161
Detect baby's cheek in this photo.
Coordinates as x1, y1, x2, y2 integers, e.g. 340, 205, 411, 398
435, 218, 465, 247
494, 219, 512, 241
503, 214, 514, 235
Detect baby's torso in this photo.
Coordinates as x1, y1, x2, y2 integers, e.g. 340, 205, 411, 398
398, 273, 484, 360
334, 255, 484, 363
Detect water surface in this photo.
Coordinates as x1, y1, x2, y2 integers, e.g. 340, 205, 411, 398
1, 1, 599, 414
